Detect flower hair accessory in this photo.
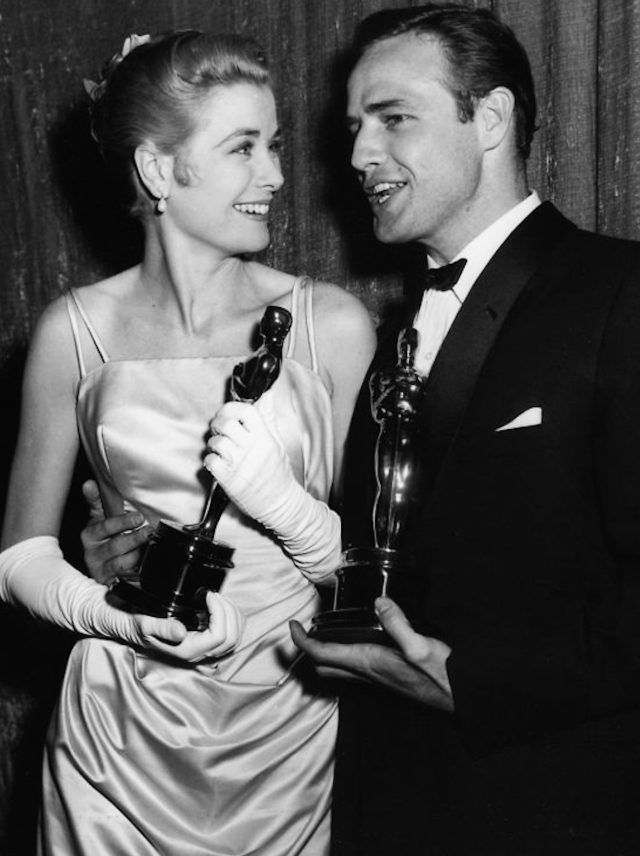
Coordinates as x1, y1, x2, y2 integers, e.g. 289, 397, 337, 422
84, 33, 152, 102
120, 33, 152, 58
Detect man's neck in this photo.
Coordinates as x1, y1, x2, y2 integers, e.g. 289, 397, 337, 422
426, 173, 530, 264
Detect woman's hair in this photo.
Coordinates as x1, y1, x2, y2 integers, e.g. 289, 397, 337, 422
87, 30, 270, 217
351, 4, 537, 161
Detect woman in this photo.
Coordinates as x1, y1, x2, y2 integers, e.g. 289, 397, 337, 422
0, 31, 375, 855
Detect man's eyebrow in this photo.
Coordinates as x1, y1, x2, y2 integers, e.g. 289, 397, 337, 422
365, 98, 411, 114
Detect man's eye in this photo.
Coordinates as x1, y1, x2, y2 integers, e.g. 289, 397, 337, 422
383, 114, 408, 129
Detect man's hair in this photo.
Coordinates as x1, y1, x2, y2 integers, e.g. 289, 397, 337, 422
352, 4, 537, 160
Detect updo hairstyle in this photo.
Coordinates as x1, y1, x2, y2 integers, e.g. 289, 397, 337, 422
88, 30, 270, 217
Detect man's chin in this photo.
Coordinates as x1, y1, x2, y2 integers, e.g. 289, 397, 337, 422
373, 219, 408, 245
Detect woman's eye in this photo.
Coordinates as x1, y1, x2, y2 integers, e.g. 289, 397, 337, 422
234, 142, 253, 155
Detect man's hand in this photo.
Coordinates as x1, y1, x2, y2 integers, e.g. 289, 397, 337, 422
80, 480, 152, 585
291, 596, 455, 712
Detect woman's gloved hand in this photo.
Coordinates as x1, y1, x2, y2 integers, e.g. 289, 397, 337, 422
0, 536, 244, 661
205, 401, 340, 583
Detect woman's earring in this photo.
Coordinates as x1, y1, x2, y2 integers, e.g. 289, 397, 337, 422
156, 194, 167, 215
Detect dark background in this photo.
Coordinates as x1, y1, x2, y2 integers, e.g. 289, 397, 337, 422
2, 0, 639, 851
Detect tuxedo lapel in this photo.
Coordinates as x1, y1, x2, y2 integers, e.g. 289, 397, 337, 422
421, 203, 575, 472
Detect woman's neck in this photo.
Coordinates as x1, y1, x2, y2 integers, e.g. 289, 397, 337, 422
139, 227, 257, 335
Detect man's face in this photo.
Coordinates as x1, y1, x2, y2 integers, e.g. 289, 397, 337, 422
347, 33, 485, 259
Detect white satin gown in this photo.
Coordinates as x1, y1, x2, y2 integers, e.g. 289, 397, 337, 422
39, 278, 337, 856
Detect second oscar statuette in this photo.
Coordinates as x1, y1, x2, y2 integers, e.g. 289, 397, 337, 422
311, 327, 427, 643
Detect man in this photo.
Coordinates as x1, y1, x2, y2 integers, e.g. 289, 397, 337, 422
289, 5, 640, 855
83, 5, 640, 853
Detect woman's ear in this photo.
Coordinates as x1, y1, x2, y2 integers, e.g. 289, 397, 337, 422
478, 86, 516, 152
133, 143, 173, 202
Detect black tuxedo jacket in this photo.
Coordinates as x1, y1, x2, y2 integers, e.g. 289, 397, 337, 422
333, 203, 640, 855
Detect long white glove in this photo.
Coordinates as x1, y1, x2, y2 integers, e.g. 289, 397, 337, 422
205, 401, 340, 583
0, 536, 244, 662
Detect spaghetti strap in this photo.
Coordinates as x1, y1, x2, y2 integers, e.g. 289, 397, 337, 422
65, 288, 110, 378
303, 278, 319, 374
285, 276, 319, 374
285, 278, 302, 360
65, 292, 87, 378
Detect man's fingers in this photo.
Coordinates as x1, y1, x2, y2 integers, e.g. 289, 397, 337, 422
290, 620, 385, 675
82, 480, 104, 519
289, 619, 350, 664
104, 527, 151, 560
375, 598, 453, 700
105, 545, 145, 575
83, 512, 148, 543
82, 526, 150, 583
375, 596, 437, 665
374, 597, 417, 650
311, 664, 376, 684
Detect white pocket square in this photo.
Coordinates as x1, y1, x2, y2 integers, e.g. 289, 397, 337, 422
495, 407, 542, 432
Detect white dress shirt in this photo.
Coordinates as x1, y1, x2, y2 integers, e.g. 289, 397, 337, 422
413, 192, 541, 377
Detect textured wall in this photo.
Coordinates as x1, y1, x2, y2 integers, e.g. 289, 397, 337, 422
2, 0, 640, 851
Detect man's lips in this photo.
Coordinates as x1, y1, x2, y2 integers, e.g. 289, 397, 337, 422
364, 180, 407, 205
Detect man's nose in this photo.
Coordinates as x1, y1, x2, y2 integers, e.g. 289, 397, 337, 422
351, 127, 383, 173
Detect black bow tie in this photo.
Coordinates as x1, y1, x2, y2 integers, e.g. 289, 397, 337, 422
424, 258, 467, 291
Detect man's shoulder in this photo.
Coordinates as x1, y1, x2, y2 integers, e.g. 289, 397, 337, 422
572, 225, 640, 257
560, 223, 640, 286
508, 203, 640, 293
535, 202, 640, 263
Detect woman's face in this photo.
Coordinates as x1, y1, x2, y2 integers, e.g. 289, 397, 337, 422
166, 82, 283, 259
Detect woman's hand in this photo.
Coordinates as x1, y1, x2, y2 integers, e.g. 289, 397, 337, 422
205, 400, 288, 521
143, 591, 245, 662
0, 537, 243, 662
205, 401, 341, 582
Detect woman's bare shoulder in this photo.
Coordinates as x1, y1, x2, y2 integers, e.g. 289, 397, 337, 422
310, 279, 376, 340
31, 268, 139, 365
246, 262, 298, 306
70, 266, 141, 311
31, 292, 76, 349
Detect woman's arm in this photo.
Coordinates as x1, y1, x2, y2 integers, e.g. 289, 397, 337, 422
0, 297, 242, 661
2, 298, 81, 547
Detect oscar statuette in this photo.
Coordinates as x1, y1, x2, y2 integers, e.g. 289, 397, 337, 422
310, 327, 427, 643
108, 305, 292, 630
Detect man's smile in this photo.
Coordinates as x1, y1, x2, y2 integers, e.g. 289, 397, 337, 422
364, 180, 407, 205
